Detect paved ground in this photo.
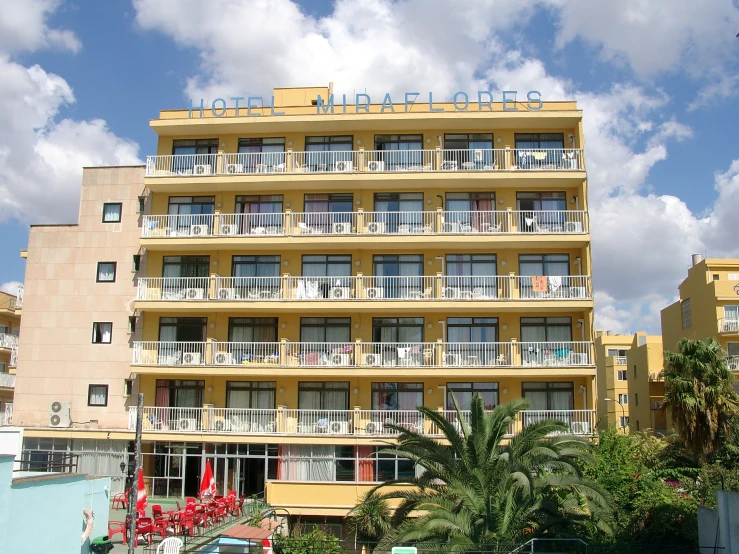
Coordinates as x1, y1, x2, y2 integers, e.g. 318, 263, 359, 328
107, 497, 181, 553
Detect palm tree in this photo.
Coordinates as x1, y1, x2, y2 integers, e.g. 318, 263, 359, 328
345, 491, 392, 548
365, 396, 611, 547
663, 338, 739, 460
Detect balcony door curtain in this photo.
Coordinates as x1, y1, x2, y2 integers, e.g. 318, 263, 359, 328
234, 195, 284, 234
374, 193, 423, 231
726, 306, 739, 320
298, 382, 350, 411
103, 203, 122, 222
280, 445, 335, 482
446, 193, 494, 231
373, 255, 423, 298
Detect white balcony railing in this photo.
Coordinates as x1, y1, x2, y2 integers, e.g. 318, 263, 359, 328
0, 333, 18, 349
128, 406, 595, 437
615, 356, 628, 365
135, 275, 592, 302
0, 403, 12, 426
15, 286, 23, 309
719, 318, 739, 334
728, 355, 739, 371
145, 148, 584, 177
132, 341, 593, 368
9, 347, 17, 368
141, 210, 589, 238
0, 373, 15, 389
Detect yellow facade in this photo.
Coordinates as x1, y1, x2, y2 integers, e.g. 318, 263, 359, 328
14, 85, 595, 519
594, 330, 633, 430
625, 333, 667, 435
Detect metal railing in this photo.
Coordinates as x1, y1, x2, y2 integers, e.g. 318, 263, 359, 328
145, 148, 584, 177
0, 333, 18, 349
15, 286, 23, 309
136, 275, 593, 301
132, 341, 594, 368
141, 210, 589, 238
615, 356, 628, 365
17, 450, 79, 473
128, 406, 594, 437
719, 318, 739, 334
728, 355, 739, 371
9, 346, 17, 368
0, 373, 15, 389
1, 403, 11, 426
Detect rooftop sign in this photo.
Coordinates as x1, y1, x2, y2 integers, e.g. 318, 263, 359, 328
188, 90, 543, 118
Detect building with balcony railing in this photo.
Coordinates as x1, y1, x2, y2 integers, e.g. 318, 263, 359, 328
594, 330, 634, 430
11, 85, 594, 518
0, 290, 20, 416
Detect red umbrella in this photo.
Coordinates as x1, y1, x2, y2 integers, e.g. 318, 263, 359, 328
199, 460, 216, 500
136, 468, 148, 513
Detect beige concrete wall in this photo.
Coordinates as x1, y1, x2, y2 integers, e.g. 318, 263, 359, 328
626, 334, 664, 433
13, 166, 145, 428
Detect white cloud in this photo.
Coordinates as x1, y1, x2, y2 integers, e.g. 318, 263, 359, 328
132, 0, 737, 334
0, 281, 22, 295
0, 2, 140, 224
0, 0, 80, 54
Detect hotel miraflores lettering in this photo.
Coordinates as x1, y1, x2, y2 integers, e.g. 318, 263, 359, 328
188, 90, 544, 118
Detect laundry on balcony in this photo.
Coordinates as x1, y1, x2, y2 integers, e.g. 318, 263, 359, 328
531, 276, 548, 292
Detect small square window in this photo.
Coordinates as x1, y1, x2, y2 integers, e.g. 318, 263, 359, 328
88, 385, 109, 406
124, 379, 133, 396
92, 322, 112, 344
618, 393, 628, 405
102, 203, 122, 223
714, 274, 720, 281
138, 197, 146, 213
128, 316, 136, 334
96, 262, 117, 283
0, 363, 6, 374
132, 255, 141, 272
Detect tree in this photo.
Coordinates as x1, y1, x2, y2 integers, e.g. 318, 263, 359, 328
663, 338, 739, 460
346, 491, 392, 546
366, 396, 612, 547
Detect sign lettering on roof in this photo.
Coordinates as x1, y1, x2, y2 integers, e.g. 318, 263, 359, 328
188, 91, 543, 118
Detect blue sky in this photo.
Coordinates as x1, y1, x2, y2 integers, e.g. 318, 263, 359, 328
1, 0, 738, 333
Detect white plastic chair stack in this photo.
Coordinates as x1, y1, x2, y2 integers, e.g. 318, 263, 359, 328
157, 536, 183, 554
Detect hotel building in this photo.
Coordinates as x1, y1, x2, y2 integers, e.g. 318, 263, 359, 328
594, 330, 633, 430
625, 333, 667, 435
0, 289, 21, 424
10, 85, 594, 522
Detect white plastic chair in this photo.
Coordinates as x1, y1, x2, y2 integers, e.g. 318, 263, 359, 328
156, 536, 183, 554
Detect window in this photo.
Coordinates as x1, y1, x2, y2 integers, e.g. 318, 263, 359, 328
124, 379, 133, 396
444, 133, 493, 150
304, 194, 353, 232
373, 254, 424, 298
633, 364, 638, 378
443, 133, 495, 167
724, 306, 739, 332
447, 382, 499, 410
238, 137, 285, 153
607, 348, 628, 357
173, 138, 218, 156
305, 135, 353, 151
236, 138, 286, 172
162, 256, 210, 279
234, 195, 284, 233
636, 420, 640, 431
158, 317, 207, 342
278, 445, 356, 482
447, 317, 498, 342
235, 194, 283, 214
170, 138, 218, 174
96, 262, 117, 283
635, 393, 639, 406
88, 385, 109, 407
138, 196, 146, 213
519, 254, 570, 277
520, 317, 572, 343
132, 254, 141, 272
373, 193, 424, 232
445, 192, 496, 230
446, 255, 497, 296
92, 322, 112, 344
156, 379, 204, 408
128, 316, 136, 334
617, 370, 628, 381
232, 255, 280, 278
372, 383, 423, 410
375, 134, 423, 151
300, 317, 351, 343
298, 382, 350, 410
0, 362, 6, 374
619, 416, 629, 428
226, 381, 276, 409
372, 318, 424, 343
374, 447, 417, 481
522, 382, 574, 410
168, 196, 215, 216
516, 192, 567, 231
301, 255, 353, 293
304, 136, 353, 171
618, 394, 628, 405
102, 203, 122, 223
515, 133, 564, 149
229, 318, 277, 343
714, 274, 720, 281
373, 135, 424, 169
681, 299, 692, 330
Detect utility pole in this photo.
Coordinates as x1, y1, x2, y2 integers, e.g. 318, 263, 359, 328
128, 393, 144, 554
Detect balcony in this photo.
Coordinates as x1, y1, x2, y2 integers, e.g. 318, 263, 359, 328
0, 373, 15, 389
719, 318, 739, 334
132, 340, 594, 370
15, 286, 23, 310
141, 210, 589, 241
0, 403, 11, 426
127, 405, 596, 437
135, 275, 592, 307
729, 356, 739, 371
145, 148, 584, 178
615, 356, 627, 365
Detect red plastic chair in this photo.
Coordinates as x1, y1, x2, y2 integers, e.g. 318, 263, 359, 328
107, 521, 125, 543
112, 489, 129, 509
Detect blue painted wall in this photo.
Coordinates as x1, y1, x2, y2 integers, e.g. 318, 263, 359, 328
0, 456, 111, 554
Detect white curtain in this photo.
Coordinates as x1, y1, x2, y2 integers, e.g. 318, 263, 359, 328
89, 386, 107, 405
104, 204, 121, 222
98, 265, 115, 281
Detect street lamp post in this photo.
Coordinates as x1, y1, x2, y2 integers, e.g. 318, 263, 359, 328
604, 397, 626, 433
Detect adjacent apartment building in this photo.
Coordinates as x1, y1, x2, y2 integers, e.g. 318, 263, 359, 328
0, 289, 21, 424
626, 333, 667, 435
662, 255, 739, 372
594, 330, 632, 430
10, 85, 594, 524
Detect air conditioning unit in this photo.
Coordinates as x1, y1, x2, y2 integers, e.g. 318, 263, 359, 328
365, 421, 384, 434
328, 420, 349, 434
194, 164, 212, 175
329, 287, 351, 300
49, 401, 71, 428
363, 353, 382, 366
569, 353, 589, 365
443, 353, 460, 366
212, 418, 231, 432
220, 224, 238, 236
162, 290, 184, 301
367, 221, 385, 234
190, 224, 210, 236
564, 222, 583, 233
441, 160, 458, 171
217, 288, 237, 300
443, 287, 459, 299
226, 163, 244, 174
182, 352, 202, 365
185, 288, 205, 300
178, 418, 198, 431
332, 222, 351, 234
331, 353, 350, 366
442, 222, 460, 233
334, 160, 352, 172
214, 352, 234, 365
569, 287, 587, 298
367, 160, 385, 172
366, 287, 384, 299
